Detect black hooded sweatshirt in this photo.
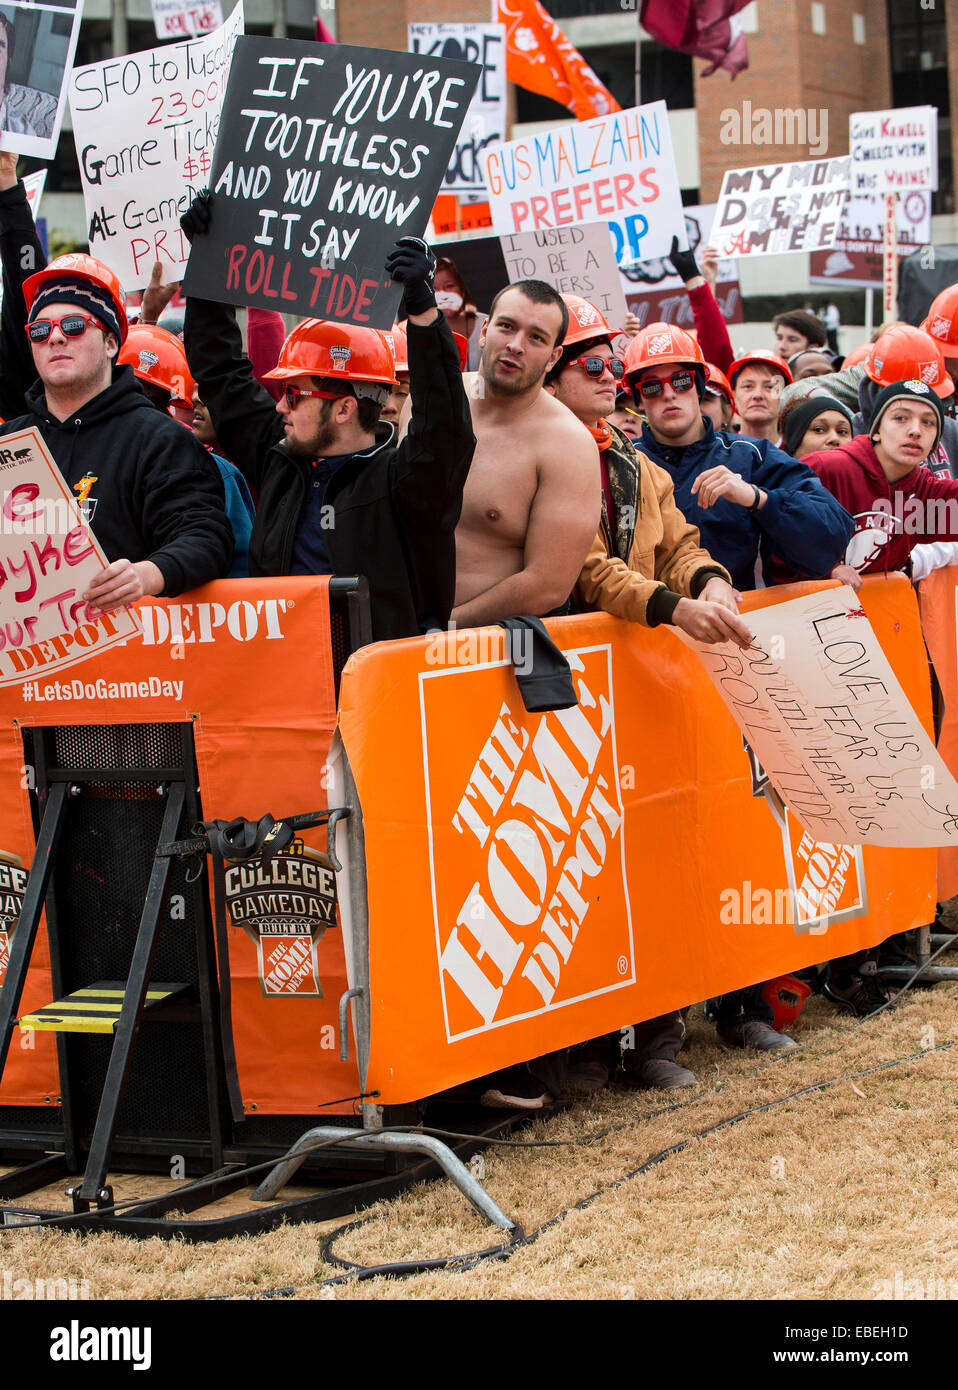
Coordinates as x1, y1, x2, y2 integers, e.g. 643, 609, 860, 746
3, 366, 234, 595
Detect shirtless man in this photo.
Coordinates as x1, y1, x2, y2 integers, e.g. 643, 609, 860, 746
452, 280, 600, 625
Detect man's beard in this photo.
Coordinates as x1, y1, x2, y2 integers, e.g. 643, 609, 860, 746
481, 350, 546, 398
284, 399, 337, 457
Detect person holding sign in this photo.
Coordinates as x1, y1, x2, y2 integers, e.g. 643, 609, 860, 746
182, 192, 474, 643
2, 252, 233, 608
452, 280, 600, 626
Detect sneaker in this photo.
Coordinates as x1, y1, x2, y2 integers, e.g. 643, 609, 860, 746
622, 1058, 697, 1090
823, 967, 891, 1018
718, 1021, 798, 1051
479, 1065, 553, 1110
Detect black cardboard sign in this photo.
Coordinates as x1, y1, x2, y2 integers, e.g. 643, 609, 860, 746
183, 36, 480, 326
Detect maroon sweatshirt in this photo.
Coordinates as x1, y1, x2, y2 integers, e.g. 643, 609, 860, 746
805, 434, 958, 574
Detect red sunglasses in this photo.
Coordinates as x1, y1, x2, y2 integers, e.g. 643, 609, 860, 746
569, 355, 625, 380
26, 314, 109, 344
282, 385, 345, 410
634, 369, 697, 399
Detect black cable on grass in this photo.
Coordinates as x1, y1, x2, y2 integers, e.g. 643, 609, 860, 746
258, 1040, 954, 1294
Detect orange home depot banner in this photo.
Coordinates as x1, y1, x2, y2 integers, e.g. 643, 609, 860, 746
918, 565, 958, 901
0, 578, 358, 1114
338, 577, 935, 1104
497, 0, 620, 122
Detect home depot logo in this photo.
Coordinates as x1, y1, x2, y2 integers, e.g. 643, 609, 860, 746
0, 850, 27, 985
422, 646, 634, 1041
225, 842, 338, 997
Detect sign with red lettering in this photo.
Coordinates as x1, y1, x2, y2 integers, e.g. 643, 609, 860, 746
0, 427, 140, 688
712, 157, 850, 258
481, 101, 685, 269
152, 0, 223, 41
68, 3, 245, 290
849, 106, 938, 194
183, 37, 480, 326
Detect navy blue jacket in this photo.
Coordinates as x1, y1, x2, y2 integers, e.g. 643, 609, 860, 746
638, 419, 854, 590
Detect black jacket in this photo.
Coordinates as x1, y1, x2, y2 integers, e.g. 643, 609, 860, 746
184, 296, 475, 643
4, 368, 234, 595
0, 178, 48, 420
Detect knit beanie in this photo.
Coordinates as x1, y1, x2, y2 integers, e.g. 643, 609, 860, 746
28, 280, 124, 345
869, 379, 944, 452
782, 394, 854, 458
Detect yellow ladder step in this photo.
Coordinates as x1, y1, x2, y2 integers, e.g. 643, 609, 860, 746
18, 982, 190, 1034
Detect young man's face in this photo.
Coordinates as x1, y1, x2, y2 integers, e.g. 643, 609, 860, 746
549, 341, 619, 426
275, 375, 341, 457
874, 400, 939, 472
633, 363, 703, 444
479, 288, 564, 396
30, 303, 116, 397
733, 365, 785, 431
774, 323, 809, 355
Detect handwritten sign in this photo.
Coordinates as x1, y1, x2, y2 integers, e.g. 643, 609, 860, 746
682, 586, 958, 848
482, 100, 685, 269
408, 22, 505, 196
620, 201, 743, 330
849, 106, 938, 193
0, 429, 140, 689
810, 190, 931, 289
152, 0, 224, 41
183, 37, 479, 326
501, 223, 627, 323
68, 2, 245, 289
712, 157, 850, 257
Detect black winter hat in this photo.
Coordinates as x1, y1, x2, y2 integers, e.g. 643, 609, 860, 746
869, 379, 945, 452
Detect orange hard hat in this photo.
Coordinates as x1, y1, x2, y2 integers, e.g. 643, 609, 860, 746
866, 324, 954, 398
384, 322, 408, 374
704, 361, 734, 408
842, 342, 872, 369
922, 284, 958, 357
561, 294, 615, 348
623, 322, 704, 383
118, 324, 194, 406
23, 252, 128, 344
761, 974, 812, 1032
729, 350, 793, 388
263, 320, 398, 401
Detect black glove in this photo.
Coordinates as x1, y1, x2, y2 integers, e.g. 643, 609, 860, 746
385, 236, 437, 316
668, 233, 700, 284
180, 188, 213, 243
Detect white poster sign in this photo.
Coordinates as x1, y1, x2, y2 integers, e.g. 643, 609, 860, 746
849, 105, 938, 193
712, 157, 850, 257
408, 22, 505, 196
0, 0, 85, 160
0, 427, 140, 688
683, 586, 958, 848
483, 100, 686, 269
152, 0, 224, 42
68, 2, 245, 290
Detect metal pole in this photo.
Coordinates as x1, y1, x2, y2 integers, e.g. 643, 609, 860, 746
634, 15, 641, 107
864, 287, 874, 341
272, 0, 286, 40
111, 0, 128, 58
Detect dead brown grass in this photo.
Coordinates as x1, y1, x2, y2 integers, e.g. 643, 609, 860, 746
2, 975, 957, 1301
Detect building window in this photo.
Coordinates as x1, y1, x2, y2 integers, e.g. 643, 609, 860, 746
852, 13, 865, 44
811, 3, 825, 36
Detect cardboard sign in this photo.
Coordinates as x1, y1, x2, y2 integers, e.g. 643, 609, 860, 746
712, 157, 850, 257
0, 1, 84, 161
408, 23, 505, 196
810, 190, 931, 289
482, 100, 686, 269
850, 106, 938, 193
68, 3, 245, 290
684, 585, 958, 848
338, 576, 934, 1103
501, 223, 627, 324
917, 565, 958, 901
183, 37, 480, 326
0, 427, 140, 689
152, 0, 224, 41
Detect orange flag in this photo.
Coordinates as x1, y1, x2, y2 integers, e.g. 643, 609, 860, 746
498, 0, 621, 123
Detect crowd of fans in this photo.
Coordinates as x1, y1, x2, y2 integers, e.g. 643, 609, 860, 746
3, 158, 956, 1111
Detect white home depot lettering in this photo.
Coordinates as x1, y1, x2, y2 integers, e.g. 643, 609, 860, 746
435, 646, 632, 1036
138, 597, 290, 644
